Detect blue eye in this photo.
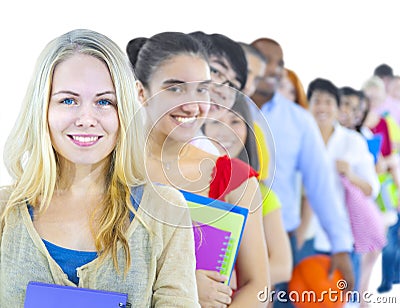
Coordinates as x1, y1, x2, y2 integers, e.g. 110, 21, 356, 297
62, 98, 75, 105
98, 99, 112, 106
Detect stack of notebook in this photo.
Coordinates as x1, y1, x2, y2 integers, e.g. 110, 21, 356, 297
180, 190, 249, 285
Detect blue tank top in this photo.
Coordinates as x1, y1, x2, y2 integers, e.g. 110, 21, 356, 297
27, 185, 144, 284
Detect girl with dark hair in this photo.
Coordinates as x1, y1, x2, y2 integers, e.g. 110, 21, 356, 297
204, 94, 293, 289
127, 32, 269, 308
189, 31, 248, 91
203, 95, 259, 171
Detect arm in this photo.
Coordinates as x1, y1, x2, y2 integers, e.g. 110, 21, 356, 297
296, 194, 313, 250
0, 187, 11, 238
336, 160, 373, 196
298, 118, 353, 253
263, 208, 292, 285
0, 187, 10, 213
226, 177, 270, 308
151, 191, 200, 307
298, 117, 354, 290
384, 154, 400, 209
340, 133, 381, 198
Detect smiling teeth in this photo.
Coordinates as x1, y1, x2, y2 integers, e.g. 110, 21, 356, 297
174, 116, 197, 123
72, 136, 99, 143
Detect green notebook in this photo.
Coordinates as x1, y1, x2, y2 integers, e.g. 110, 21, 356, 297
180, 190, 249, 285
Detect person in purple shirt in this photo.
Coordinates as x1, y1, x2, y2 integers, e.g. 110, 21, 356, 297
250, 37, 354, 307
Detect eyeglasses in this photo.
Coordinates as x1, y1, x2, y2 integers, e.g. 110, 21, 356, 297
210, 66, 241, 91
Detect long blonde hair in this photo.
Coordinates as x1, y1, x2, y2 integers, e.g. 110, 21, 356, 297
3, 29, 146, 273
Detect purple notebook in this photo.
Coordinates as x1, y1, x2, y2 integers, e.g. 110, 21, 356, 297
24, 281, 129, 308
193, 222, 232, 272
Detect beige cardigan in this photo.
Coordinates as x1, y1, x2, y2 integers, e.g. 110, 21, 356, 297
0, 184, 200, 307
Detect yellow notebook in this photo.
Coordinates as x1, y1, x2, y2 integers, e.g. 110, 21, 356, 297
180, 190, 248, 285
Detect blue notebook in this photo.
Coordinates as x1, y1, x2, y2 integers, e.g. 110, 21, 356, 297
180, 190, 249, 285
366, 134, 383, 164
24, 281, 130, 308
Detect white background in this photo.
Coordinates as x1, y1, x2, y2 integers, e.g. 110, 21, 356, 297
0, 0, 400, 303
1, 0, 400, 185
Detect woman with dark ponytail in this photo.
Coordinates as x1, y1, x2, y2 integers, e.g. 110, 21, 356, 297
127, 32, 270, 308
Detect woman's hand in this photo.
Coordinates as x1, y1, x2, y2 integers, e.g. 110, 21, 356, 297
196, 270, 233, 308
336, 160, 351, 177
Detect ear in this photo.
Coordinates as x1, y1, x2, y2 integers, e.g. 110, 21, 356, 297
136, 80, 148, 106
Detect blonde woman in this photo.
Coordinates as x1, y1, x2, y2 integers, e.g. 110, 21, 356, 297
0, 29, 199, 307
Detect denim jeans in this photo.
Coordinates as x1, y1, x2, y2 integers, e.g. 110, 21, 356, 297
379, 212, 400, 289
296, 238, 315, 263
273, 233, 298, 308
273, 232, 359, 307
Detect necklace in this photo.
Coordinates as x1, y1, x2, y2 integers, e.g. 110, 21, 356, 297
149, 144, 189, 171
149, 154, 176, 170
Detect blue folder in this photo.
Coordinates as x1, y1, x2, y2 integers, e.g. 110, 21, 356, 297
24, 281, 130, 308
366, 134, 383, 164
179, 190, 249, 285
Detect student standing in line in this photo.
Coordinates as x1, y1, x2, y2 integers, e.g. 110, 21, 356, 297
308, 78, 384, 308
127, 31, 270, 308
0, 29, 200, 307
203, 96, 292, 291
250, 37, 354, 308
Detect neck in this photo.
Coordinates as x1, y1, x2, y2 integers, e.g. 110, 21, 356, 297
56, 158, 109, 196
148, 133, 189, 163
318, 124, 335, 145
251, 91, 274, 109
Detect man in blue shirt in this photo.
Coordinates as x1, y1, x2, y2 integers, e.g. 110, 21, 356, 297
251, 38, 354, 306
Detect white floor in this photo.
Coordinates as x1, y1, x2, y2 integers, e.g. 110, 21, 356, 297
364, 253, 400, 307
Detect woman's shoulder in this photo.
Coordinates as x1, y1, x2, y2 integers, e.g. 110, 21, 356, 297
141, 183, 191, 228
0, 186, 12, 214
209, 155, 259, 201
0, 186, 12, 199
215, 155, 258, 176
187, 144, 219, 161
0, 186, 14, 230
341, 127, 369, 147
144, 183, 187, 206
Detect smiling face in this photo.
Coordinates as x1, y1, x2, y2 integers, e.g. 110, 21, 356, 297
204, 110, 247, 158
48, 54, 119, 167
143, 54, 211, 143
252, 40, 284, 99
309, 90, 338, 129
338, 94, 361, 129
